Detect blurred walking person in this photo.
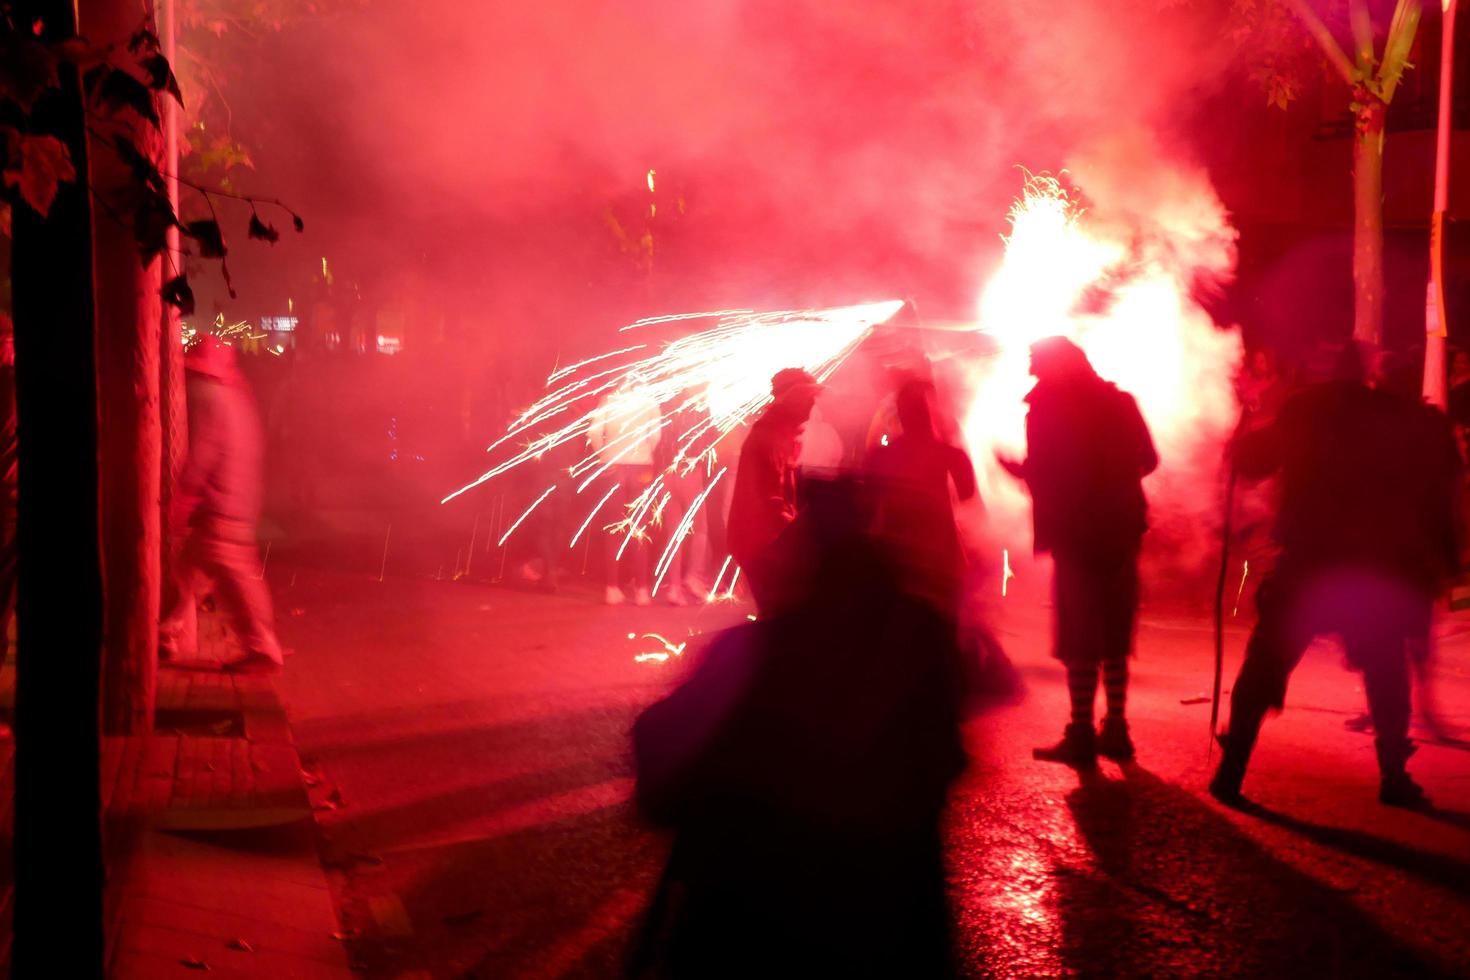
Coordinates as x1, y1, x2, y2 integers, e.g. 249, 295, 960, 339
1211, 344, 1462, 807
631, 480, 964, 977
998, 337, 1158, 765
727, 368, 821, 615
588, 382, 662, 605
160, 336, 283, 673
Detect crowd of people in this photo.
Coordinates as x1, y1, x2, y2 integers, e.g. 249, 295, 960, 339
73, 315, 1459, 973
623, 334, 1464, 975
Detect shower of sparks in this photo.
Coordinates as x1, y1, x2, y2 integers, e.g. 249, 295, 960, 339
446, 301, 903, 577
183, 313, 264, 349
632, 632, 688, 664
651, 468, 728, 597
497, 485, 557, 547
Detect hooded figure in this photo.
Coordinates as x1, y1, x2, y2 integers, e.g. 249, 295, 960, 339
998, 336, 1157, 765
159, 336, 283, 672
726, 368, 822, 614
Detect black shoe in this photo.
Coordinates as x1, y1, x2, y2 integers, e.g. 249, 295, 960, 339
1208, 731, 1250, 806
1033, 723, 1098, 766
1208, 769, 1246, 807
1097, 716, 1135, 761
1379, 772, 1427, 808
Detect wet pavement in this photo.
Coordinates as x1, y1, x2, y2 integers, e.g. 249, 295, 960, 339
272, 568, 1470, 978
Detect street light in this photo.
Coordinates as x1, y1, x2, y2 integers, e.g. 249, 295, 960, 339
1425, 0, 1457, 409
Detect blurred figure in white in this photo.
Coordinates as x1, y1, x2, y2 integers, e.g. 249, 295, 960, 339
160, 336, 283, 673
588, 383, 663, 605
798, 404, 845, 475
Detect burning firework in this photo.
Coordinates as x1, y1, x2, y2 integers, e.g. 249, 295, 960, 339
448, 301, 904, 591
962, 167, 1240, 575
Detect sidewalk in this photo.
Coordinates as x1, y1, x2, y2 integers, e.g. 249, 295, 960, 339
0, 609, 354, 978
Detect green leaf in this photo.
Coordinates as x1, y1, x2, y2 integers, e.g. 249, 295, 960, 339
95, 68, 160, 126
162, 275, 195, 315
139, 54, 183, 107
0, 35, 59, 112
185, 218, 227, 258
2, 135, 76, 218
129, 28, 162, 55
111, 135, 166, 194
248, 212, 279, 243
133, 188, 178, 262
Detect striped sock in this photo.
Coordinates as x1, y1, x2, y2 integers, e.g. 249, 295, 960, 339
1067, 664, 1097, 725
1103, 659, 1128, 720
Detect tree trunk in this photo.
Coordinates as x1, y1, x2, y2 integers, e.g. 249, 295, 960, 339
1352, 94, 1388, 347
83, 0, 165, 735
159, 0, 187, 636
9, 1, 106, 973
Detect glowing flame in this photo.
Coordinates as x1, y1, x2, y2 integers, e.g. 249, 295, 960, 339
962, 170, 1239, 568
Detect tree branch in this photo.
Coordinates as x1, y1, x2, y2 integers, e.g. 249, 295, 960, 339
1378, 0, 1424, 103
1349, 0, 1377, 68
1286, 0, 1359, 84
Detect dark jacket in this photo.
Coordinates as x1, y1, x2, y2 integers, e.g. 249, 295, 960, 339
726, 406, 802, 567
1234, 381, 1463, 595
1022, 373, 1158, 558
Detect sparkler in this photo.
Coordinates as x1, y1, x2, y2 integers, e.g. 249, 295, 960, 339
447, 301, 904, 587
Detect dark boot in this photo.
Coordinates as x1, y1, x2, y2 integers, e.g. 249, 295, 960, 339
1097, 716, 1135, 761
1033, 722, 1097, 766
1209, 726, 1259, 806
1375, 737, 1426, 808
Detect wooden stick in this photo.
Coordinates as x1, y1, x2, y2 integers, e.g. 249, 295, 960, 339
377, 524, 392, 582
466, 513, 480, 576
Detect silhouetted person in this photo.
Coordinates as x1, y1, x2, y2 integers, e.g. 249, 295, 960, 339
869, 378, 977, 616
998, 336, 1158, 765
1211, 344, 1463, 808
588, 383, 662, 605
631, 480, 964, 977
727, 368, 821, 614
160, 336, 284, 673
